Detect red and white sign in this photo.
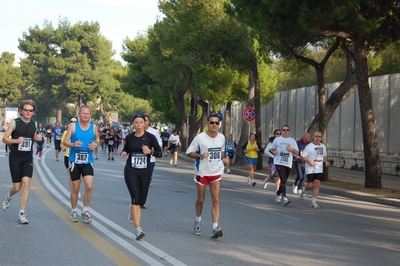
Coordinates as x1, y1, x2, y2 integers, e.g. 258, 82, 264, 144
243, 107, 256, 122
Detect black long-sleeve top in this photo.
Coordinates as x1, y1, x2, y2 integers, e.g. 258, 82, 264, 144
123, 131, 162, 172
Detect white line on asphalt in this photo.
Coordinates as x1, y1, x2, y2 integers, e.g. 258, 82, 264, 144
35, 149, 186, 266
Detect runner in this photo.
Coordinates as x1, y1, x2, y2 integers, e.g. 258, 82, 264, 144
63, 105, 100, 223
35, 122, 46, 160
45, 121, 53, 148
160, 128, 170, 157
53, 121, 64, 161
2, 100, 43, 224
121, 113, 162, 240
186, 114, 229, 239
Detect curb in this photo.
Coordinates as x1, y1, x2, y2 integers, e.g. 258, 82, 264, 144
178, 154, 400, 208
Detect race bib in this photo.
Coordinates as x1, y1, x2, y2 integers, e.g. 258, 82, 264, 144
208, 147, 222, 163
279, 152, 290, 165
75, 151, 89, 164
108, 140, 114, 145
18, 138, 32, 151
131, 153, 147, 169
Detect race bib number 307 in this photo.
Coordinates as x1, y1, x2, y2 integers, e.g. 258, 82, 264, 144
208, 147, 222, 163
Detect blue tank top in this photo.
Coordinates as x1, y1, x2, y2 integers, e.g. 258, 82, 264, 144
69, 122, 95, 164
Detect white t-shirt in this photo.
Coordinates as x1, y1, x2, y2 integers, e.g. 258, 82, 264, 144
169, 134, 180, 145
147, 127, 162, 163
302, 142, 327, 175
121, 127, 130, 139
271, 136, 299, 168
186, 132, 225, 176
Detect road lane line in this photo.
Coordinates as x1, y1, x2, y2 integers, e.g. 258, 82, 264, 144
36, 149, 186, 266
31, 170, 140, 266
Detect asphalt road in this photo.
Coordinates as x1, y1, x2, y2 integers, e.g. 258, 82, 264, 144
1, 147, 399, 266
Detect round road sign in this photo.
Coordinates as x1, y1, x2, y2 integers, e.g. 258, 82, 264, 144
243, 107, 256, 122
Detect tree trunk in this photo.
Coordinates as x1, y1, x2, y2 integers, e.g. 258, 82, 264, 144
353, 35, 382, 188
223, 102, 232, 136
234, 65, 255, 166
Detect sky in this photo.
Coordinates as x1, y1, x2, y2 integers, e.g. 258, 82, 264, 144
0, 0, 162, 63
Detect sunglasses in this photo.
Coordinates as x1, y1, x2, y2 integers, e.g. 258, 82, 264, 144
23, 109, 34, 112
209, 121, 220, 125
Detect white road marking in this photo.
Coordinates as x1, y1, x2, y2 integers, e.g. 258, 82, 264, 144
35, 149, 186, 266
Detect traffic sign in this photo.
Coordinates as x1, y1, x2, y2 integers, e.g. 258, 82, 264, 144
243, 107, 255, 122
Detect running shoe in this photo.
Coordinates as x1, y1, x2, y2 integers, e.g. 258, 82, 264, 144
282, 197, 291, 206
193, 220, 202, 236
2, 196, 11, 211
135, 227, 145, 240
310, 202, 319, 209
70, 211, 78, 222
292, 185, 298, 194
211, 227, 223, 239
299, 189, 306, 200
81, 211, 92, 223
275, 192, 281, 203
18, 213, 29, 224
262, 178, 268, 189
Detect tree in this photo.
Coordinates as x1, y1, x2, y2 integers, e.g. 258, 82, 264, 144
0, 52, 22, 104
19, 18, 117, 121
229, 0, 400, 187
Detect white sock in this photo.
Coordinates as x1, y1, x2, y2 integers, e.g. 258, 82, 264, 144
311, 197, 317, 203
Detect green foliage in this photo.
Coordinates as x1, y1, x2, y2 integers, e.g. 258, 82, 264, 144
0, 52, 22, 104
18, 18, 118, 119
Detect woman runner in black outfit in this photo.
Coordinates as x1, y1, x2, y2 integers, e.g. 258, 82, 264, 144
120, 114, 162, 240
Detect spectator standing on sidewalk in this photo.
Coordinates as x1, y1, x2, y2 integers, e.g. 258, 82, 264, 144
186, 114, 229, 239
2, 99, 43, 224
292, 132, 311, 194
269, 125, 299, 206
299, 131, 330, 208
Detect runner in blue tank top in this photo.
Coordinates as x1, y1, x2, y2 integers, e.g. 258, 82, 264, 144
63, 105, 100, 223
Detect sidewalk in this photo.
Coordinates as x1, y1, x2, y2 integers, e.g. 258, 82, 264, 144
179, 153, 400, 208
